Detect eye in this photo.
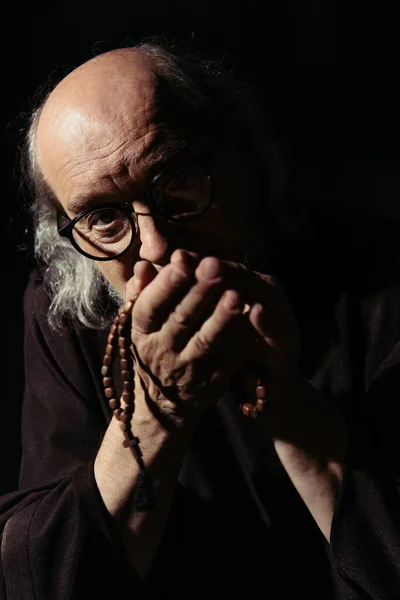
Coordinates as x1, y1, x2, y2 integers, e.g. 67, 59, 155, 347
74, 208, 131, 242
72, 207, 133, 258
164, 172, 195, 190
151, 165, 212, 220
87, 209, 120, 229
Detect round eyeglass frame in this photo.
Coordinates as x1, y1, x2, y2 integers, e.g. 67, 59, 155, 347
57, 161, 213, 261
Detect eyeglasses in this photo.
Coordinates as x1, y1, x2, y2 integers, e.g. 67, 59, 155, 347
57, 161, 213, 261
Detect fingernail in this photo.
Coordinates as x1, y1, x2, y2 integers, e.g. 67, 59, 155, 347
223, 290, 242, 310
170, 250, 185, 263
199, 257, 221, 280
170, 266, 188, 283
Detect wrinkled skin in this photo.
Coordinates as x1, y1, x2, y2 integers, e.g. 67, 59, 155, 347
126, 251, 300, 425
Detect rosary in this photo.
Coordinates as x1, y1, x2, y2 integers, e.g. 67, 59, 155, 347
101, 295, 267, 510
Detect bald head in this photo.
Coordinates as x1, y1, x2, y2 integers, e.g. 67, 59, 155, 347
33, 45, 253, 216
38, 48, 156, 134
36, 49, 169, 199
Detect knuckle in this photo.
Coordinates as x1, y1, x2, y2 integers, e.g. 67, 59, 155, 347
163, 362, 188, 388
171, 306, 193, 327
193, 331, 212, 353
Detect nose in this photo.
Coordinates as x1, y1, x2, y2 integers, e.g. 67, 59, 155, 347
136, 213, 175, 266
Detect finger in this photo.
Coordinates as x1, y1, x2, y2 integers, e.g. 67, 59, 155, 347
180, 289, 247, 362
197, 258, 295, 348
125, 260, 158, 299
249, 303, 281, 347
249, 301, 297, 348
161, 258, 226, 349
170, 249, 201, 270
196, 257, 280, 312
131, 260, 195, 334
134, 260, 159, 287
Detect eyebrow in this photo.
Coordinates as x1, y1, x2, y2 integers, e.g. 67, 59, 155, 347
66, 138, 189, 215
67, 194, 126, 215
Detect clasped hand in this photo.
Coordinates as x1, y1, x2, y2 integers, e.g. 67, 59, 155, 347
125, 250, 300, 426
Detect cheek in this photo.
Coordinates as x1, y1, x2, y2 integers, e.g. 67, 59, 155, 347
97, 251, 136, 298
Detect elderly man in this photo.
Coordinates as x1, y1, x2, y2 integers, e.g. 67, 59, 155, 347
1, 42, 399, 599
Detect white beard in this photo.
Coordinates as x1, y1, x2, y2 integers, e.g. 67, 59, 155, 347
104, 279, 125, 308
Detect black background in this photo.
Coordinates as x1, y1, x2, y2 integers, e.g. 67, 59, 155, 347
3, 2, 400, 493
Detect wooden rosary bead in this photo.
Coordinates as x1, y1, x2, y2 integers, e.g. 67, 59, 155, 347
103, 355, 113, 366
105, 387, 115, 400
109, 398, 120, 411
123, 300, 134, 313
240, 403, 251, 417
118, 337, 130, 349
124, 404, 135, 415
113, 408, 123, 420
103, 376, 113, 388
105, 344, 114, 356
101, 365, 110, 377
119, 421, 131, 432
119, 313, 129, 326
107, 333, 117, 345
120, 411, 133, 424
122, 370, 133, 381
119, 348, 129, 358
256, 385, 266, 399
123, 381, 134, 392
120, 358, 133, 370
122, 391, 134, 404
256, 398, 266, 412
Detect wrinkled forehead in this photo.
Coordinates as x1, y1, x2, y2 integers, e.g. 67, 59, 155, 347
39, 50, 157, 121
37, 64, 161, 155
35, 74, 213, 217
37, 102, 203, 178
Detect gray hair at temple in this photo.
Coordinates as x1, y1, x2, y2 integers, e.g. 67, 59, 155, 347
23, 40, 286, 330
